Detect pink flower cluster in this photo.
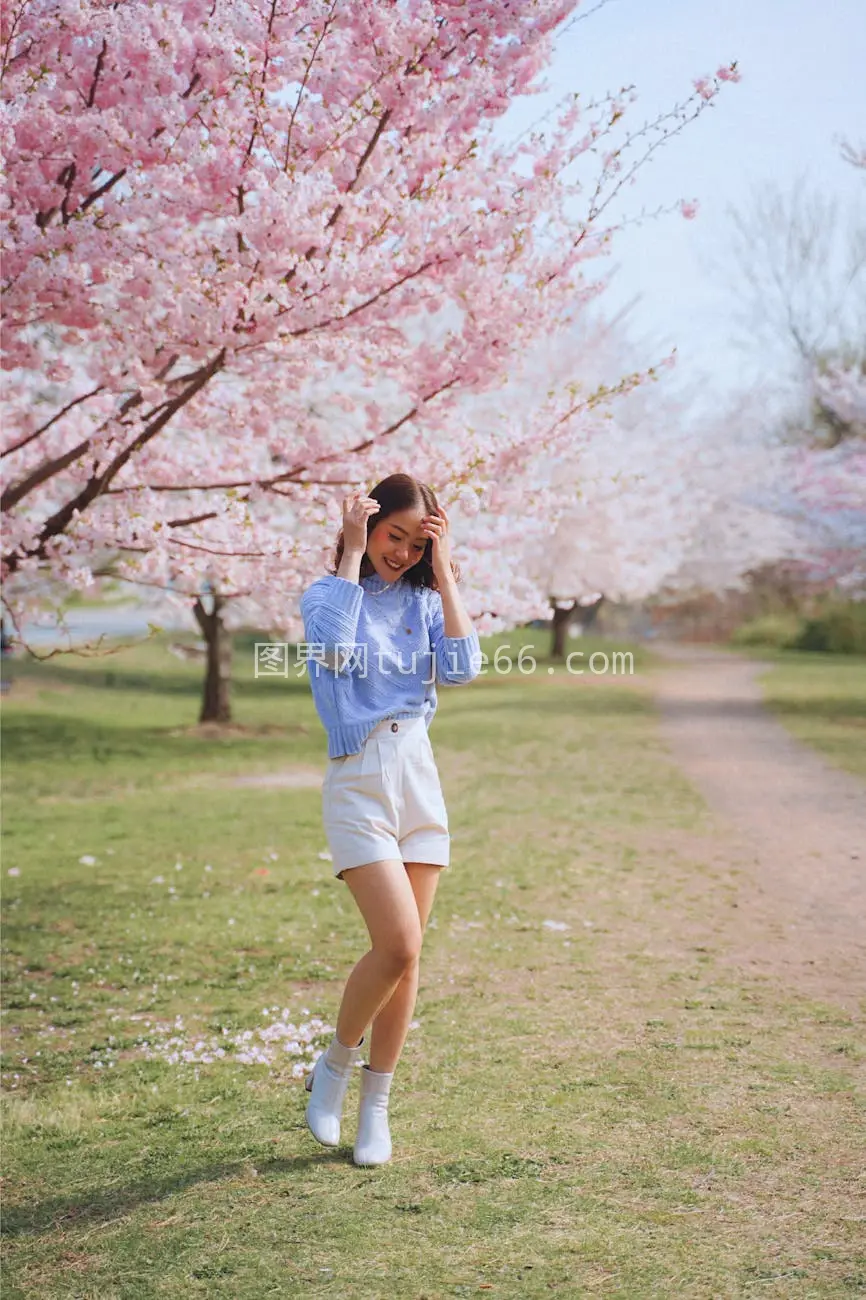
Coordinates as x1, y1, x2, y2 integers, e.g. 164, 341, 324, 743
694, 63, 741, 100
1, 2, 740, 638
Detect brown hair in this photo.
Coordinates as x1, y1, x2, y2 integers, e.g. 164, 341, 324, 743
330, 473, 460, 590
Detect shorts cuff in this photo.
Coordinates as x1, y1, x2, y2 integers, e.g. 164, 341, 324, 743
331, 841, 401, 876
399, 836, 450, 867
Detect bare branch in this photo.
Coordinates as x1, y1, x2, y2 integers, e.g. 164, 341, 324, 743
720, 179, 866, 373
840, 137, 866, 170
0, 594, 161, 662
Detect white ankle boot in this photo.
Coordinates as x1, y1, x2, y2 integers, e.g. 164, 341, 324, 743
353, 1064, 393, 1167
304, 1034, 364, 1147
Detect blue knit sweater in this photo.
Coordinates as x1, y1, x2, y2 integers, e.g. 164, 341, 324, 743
300, 572, 482, 757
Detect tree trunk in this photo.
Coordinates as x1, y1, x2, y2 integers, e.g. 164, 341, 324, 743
574, 594, 605, 635
549, 600, 577, 660
193, 591, 232, 724
549, 595, 606, 657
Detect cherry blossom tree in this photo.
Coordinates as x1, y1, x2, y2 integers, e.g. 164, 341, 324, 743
2, 3, 741, 716
1, 6, 735, 575
403, 307, 669, 643
644, 369, 866, 609
811, 359, 866, 445
469, 351, 816, 637
767, 362, 866, 593
496, 162, 866, 634
452, 316, 691, 637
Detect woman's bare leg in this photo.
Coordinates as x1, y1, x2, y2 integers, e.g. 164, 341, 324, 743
367, 863, 442, 1073
335, 859, 424, 1050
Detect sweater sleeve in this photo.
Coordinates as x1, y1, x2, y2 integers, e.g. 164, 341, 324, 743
300, 576, 364, 675
426, 589, 483, 686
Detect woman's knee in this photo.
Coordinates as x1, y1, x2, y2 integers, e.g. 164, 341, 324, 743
375, 928, 422, 975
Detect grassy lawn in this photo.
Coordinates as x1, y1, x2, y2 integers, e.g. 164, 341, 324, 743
2, 631, 864, 1298
749, 651, 866, 780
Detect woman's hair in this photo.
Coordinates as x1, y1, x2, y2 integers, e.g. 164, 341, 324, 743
330, 472, 460, 590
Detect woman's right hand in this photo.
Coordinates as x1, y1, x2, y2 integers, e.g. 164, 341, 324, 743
342, 492, 380, 553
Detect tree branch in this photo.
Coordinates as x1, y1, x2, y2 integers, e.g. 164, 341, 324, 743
85, 39, 108, 109
284, 2, 339, 170
2, 385, 105, 459
4, 351, 226, 572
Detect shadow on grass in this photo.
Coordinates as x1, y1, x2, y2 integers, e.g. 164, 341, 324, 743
1, 713, 162, 766
0, 1152, 352, 1239
657, 696, 858, 728
1, 712, 315, 774
454, 688, 650, 719
8, 656, 313, 701
767, 697, 866, 722
659, 695, 866, 725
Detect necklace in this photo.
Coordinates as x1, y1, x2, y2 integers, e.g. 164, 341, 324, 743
362, 574, 415, 635
362, 574, 402, 596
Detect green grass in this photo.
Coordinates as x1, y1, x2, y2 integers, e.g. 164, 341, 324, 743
749, 650, 866, 779
2, 632, 864, 1298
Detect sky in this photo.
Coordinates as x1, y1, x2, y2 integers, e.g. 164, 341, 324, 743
499, 0, 866, 404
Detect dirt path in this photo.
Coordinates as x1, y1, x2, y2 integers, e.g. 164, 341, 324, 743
651, 645, 865, 1012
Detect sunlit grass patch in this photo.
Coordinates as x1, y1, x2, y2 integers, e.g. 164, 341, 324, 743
2, 631, 864, 1297
752, 650, 866, 777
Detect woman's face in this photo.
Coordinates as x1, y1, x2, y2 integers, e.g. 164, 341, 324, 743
366, 506, 430, 583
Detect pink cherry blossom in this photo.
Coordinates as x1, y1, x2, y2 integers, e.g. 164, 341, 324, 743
716, 63, 742, 84
1, 2, 738, 643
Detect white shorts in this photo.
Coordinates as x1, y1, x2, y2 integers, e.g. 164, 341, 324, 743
322, 715, 450, 879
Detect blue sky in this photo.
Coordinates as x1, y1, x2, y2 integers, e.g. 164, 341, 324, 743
501, 0, 866, 400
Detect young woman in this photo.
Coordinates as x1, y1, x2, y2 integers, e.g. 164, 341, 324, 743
299, 473, 482, 1167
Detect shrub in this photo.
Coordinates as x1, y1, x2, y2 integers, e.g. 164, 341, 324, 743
791, 602, 866, 655
730, 615, 802, 649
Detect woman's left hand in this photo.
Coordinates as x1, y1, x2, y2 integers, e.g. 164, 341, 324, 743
421, 507, 453, 583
